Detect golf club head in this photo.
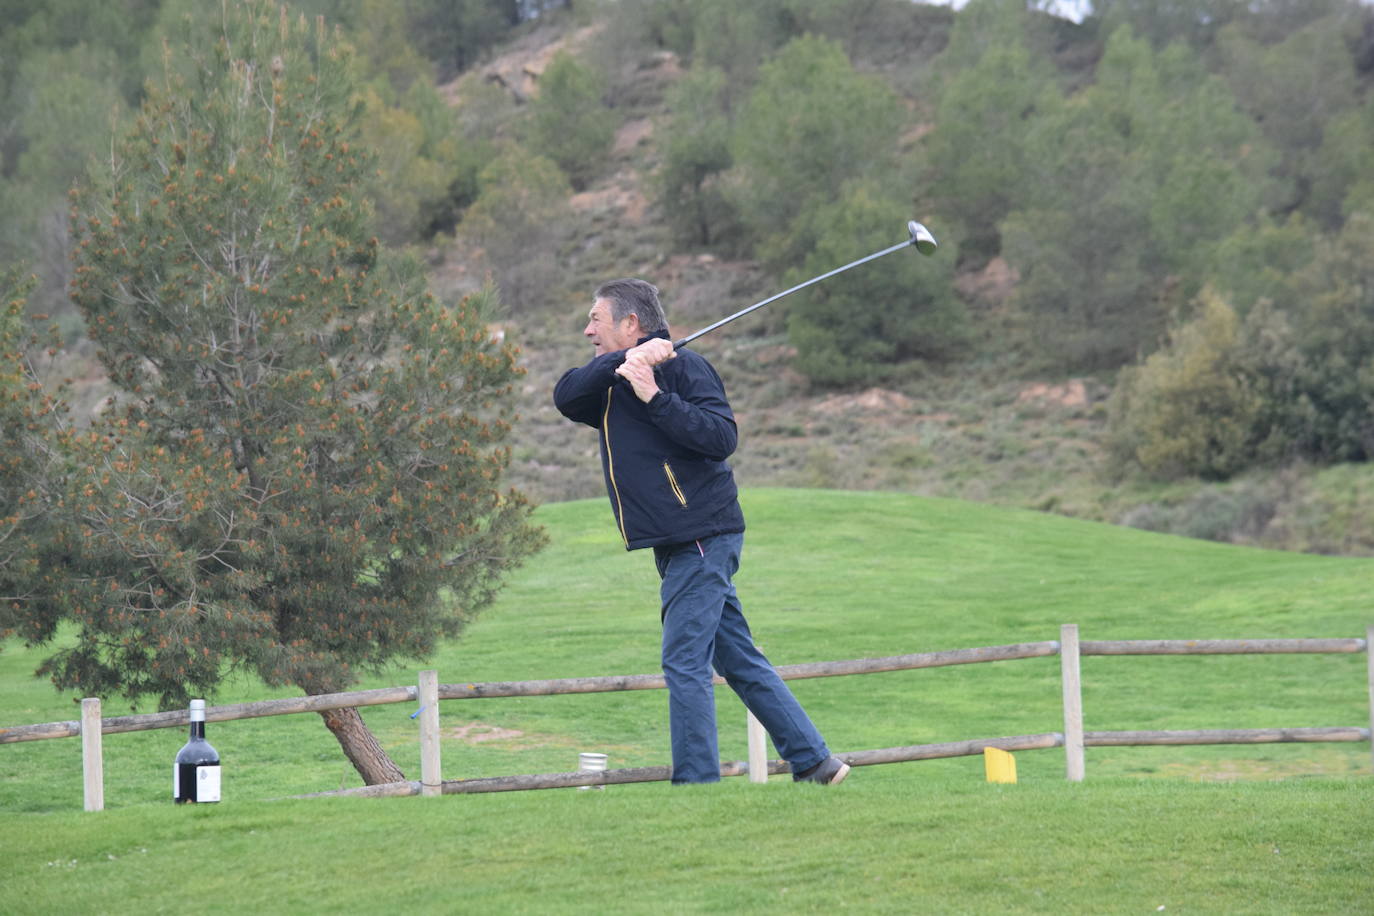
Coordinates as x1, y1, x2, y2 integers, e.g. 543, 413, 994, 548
908, 220, 938, 256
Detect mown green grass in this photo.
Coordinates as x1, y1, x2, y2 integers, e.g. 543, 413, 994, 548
2, 489, 1372, 912
3, 776, 1371, 914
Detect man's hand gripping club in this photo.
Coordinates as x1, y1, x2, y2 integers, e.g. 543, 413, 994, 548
615, 337, 676, 403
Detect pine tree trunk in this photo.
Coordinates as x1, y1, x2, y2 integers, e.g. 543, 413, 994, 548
318, 706, 407, 785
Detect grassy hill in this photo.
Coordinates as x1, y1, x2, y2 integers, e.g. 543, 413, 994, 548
3, 489, 1369, 805
2, 490, 1371, 912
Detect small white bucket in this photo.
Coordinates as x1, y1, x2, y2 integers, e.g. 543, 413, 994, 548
578, 752, 608, 790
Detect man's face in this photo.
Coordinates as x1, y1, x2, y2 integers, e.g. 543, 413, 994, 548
585, 298, 639, 356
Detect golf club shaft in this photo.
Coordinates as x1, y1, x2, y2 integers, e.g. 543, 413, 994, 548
673, 222, 935, 349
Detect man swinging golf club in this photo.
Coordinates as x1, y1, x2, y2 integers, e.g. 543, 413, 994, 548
553, 223, 934, 785
553, 279, 850, 786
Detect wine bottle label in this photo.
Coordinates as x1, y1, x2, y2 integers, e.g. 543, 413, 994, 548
174, 764, 221, 801
197, 765, 221, 802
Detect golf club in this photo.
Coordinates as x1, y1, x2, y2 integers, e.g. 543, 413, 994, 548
673, 220, 938, 349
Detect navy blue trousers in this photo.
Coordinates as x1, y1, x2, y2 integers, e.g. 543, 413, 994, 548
654, 532, 831, 784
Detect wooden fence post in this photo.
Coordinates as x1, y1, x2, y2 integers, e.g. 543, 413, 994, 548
418, 670, 441, 797
81, 698, 103, 812
1366, 626, 1373, 773
746, 708, 767, 783
1060, 624, 1085, 782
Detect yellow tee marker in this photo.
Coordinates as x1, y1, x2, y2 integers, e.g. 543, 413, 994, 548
984, 746, 1017, 784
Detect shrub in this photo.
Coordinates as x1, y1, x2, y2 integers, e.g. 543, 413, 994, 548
524, 51, 615, 191
1107, 291, 1262, 480
460, 143, 573, 312
654, 65, 739, 249
786, 184, 966, 388
1268, 462, 1374, 556
729, 34, 902, 266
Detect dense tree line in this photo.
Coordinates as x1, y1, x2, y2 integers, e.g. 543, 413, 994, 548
1, 0, 1370, 416
0, 0, 537, 328
643, 0, 1374, 476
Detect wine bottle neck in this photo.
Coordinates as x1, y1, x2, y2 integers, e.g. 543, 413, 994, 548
189, 721, 205, 740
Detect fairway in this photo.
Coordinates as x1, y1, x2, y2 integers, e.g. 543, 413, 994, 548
2, 489, 1372, 912
4, 776, 1372, 914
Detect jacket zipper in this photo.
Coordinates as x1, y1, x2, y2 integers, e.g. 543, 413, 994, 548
602, 388, 630, 548
662, 461, 688, 508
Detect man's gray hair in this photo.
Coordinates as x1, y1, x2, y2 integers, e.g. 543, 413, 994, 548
594, 278, 668, 333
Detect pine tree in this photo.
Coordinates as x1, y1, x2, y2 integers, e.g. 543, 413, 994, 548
524, 50, 614, 191
729, 34, 902, 267
48, 0, 543, 784
1003, 26, 1269, 370
0, 270, 69, 638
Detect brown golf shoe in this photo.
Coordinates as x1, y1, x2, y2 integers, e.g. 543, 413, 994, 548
793, 755, 851, 785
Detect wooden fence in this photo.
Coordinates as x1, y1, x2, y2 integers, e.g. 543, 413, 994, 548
2, 624, 1370, 810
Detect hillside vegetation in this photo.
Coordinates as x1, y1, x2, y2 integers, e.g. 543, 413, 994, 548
5, 0, 1374, 557
446, 1, 1374, 554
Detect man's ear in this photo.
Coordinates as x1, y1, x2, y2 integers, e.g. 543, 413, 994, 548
622, 312, 642, 337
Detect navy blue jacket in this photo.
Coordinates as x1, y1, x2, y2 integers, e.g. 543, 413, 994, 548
553, 330, 746, 550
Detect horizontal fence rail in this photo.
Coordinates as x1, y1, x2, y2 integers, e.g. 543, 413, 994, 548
299, 734, 1072, 798
434, 642, 1065, 701
1080, 638, 1366, 655
1084, 727, 1369, 746
3, 625, 1370, 809
0, 685, 418, 745
774, 642, 1063, 678
296, 724, 1374, 799
0, 642, 1067, 742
